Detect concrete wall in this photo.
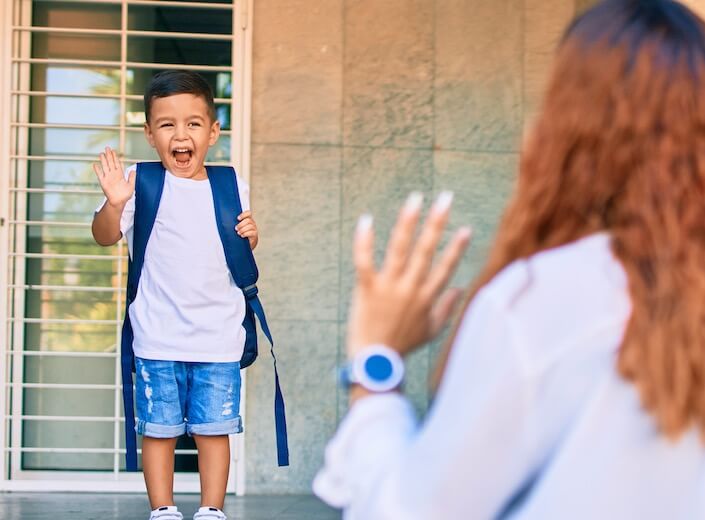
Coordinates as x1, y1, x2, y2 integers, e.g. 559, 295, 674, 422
244, 0, 595, 494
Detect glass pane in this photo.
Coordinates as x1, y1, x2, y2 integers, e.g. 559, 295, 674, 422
127, 36, 231, 67
32, 33, 120, 61
208, 134, 231, 162
25, 232, 122, 258
30, 128, 120, 157
29, 160, 102, 190
26, 192, 105, 223
150, 0, 232, 4
24, 322, 118, 353
25, 260, 120, 302
22, 421, 114, 470
24, 356, 116, 385
30, 0, 122, 94
25, 256, 111, 284
24, 223, 90, 244
124, 131, 157, 162
32, 2, 121, 30
125, 100, 146, 128
23, 388, 115, 417
25, 267, 120, 292
25, 289, 120, 326
32, 96, 120, 126
128, 5, 233, 35
24, 236, 120, 285
22, 451, 114, 472
30, 66, 121, 96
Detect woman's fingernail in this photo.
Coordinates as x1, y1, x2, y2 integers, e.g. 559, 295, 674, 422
356, 214, 373, 234
434, 191, 454, 213
403, 192, 424, 214
457, 226, 473, 240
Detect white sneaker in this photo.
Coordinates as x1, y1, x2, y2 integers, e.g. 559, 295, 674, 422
149, 505, 184, 520
193, 506, 227, 520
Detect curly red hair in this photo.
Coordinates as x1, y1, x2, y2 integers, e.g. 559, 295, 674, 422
436, 0, 705, 438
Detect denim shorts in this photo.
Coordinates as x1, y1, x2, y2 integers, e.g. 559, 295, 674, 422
134, 357, 243, 438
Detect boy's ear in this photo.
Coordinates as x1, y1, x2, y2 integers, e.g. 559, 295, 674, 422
143, 122, 156, 148
209, 119, 221, 146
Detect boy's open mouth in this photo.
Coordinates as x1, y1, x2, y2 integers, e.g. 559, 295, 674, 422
172, 148, 193, 168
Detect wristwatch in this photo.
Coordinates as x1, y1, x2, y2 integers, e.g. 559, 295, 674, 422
340, 344, 405, 393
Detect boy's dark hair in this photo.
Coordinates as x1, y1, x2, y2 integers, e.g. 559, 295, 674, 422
144, 70, 216, 123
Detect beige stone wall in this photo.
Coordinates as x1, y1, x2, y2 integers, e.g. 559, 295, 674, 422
244, 0, 590, 494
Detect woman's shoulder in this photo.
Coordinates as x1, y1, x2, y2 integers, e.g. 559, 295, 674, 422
478, 233, 630, 369
483, 233, 625, 307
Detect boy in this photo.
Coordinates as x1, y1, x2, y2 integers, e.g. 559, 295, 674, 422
92, 70, 257, 520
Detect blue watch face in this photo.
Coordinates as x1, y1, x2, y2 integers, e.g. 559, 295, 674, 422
365, 354, 394, 382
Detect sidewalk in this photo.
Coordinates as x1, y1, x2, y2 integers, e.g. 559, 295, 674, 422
0, 493, 340, 520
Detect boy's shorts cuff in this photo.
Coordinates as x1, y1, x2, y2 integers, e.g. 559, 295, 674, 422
187, 417, 243, 436
136, 419, 186, 438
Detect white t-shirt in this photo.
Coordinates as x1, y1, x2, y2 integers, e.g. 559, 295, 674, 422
98, 166, 251, 362
314, 233, 705, 519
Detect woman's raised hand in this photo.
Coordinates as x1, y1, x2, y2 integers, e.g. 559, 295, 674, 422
93, 147, 135, 207
347, 192, 472, 358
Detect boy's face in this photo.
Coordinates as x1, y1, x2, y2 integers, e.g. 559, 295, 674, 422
144, 93, 220, 178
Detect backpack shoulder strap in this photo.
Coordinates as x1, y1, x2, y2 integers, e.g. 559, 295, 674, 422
206, 165, 258, 290
130, 162, 166, 295
121, 161, 166, 472
207, 165, 289, 467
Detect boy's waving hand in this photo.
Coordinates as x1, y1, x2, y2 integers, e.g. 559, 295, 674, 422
93, 146, 135, 208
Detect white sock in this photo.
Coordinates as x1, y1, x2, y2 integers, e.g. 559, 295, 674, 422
150, 505, 183, 520
193, 506, 227, 520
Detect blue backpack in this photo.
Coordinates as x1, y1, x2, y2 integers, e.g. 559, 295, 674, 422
120, 161, 289, 471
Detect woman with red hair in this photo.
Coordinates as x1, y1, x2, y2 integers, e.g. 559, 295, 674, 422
315, 0, 705, 518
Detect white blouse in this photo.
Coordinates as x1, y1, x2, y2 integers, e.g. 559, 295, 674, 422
314, 233, 705, 519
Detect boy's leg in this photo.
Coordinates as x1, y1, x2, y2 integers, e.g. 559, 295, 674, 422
134, 358, 188, 513
193, 434, 230, 509
186, 360, 243, 512
143, 436, 179, 509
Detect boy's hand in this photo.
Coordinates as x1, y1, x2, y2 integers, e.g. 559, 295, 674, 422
236, 210, 259, 250
93, 147, 134, 208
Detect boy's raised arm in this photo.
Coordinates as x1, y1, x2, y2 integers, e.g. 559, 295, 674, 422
92, 147, 135, 246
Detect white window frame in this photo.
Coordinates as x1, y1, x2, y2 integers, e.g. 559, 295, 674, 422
0, 0, 253, 495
